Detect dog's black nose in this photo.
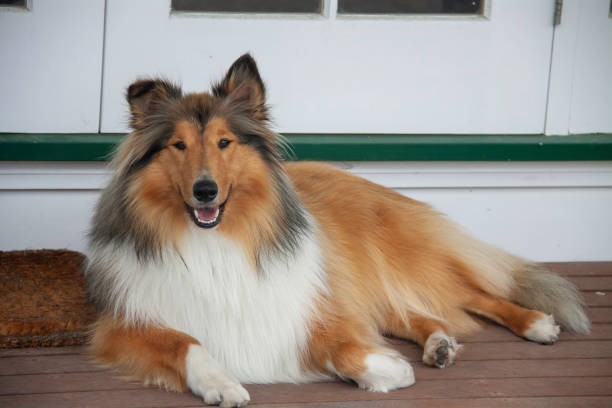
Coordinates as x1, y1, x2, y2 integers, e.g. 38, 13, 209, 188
193, 180, 218, 203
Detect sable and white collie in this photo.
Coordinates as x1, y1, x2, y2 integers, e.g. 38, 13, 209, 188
85, 54, 590, 407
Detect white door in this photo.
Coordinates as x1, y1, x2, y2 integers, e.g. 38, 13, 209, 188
0, 0, 105, 132
546, 0, 612, 135
100, 0, 556, 134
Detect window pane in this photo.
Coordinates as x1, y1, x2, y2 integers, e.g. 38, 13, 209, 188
172, 0, 321, 13
0, 0, 26, 7
338, 0, 483, 15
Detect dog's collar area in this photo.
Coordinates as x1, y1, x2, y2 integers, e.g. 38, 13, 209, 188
186, 185, 231, 229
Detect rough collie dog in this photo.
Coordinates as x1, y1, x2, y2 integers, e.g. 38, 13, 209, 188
85, 54, 590, 407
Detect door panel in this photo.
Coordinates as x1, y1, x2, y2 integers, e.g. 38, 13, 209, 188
100, 0, 555, 134
567, 0, 612, 133
0, 0, 105, 132
546, 0, 612, 135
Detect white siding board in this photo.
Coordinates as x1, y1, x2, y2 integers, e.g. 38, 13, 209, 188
1, 161, 610, 262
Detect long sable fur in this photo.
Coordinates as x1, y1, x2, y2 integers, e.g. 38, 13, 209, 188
85, 55, 308, 311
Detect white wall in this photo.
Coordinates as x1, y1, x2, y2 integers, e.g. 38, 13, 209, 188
1, 161, 611, 262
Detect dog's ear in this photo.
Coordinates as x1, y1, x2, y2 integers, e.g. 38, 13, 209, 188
126, 79, 182, 129
214, 54, 268, 120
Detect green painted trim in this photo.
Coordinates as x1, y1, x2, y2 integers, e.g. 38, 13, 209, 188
288, 134, 612, 161
1, 133, 612, 162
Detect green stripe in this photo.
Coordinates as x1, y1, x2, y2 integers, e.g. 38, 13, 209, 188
1, 133, 612, 161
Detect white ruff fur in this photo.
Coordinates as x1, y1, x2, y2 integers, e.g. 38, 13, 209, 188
92, 220, 328, 384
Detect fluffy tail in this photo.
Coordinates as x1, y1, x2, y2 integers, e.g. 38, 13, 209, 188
438, 217, 590, 335
510, 262, 591, 334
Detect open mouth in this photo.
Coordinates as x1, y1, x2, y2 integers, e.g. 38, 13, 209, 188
187, 186, 231, 229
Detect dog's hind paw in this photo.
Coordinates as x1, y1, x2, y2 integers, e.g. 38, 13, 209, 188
524, 313, 560, 345
423, 332, 461, 368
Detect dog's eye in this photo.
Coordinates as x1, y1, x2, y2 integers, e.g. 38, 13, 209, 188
173, 141, 186, 151
218, 139, 231, 149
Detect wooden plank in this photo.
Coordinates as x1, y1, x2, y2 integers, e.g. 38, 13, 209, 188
543, 262, 612, 277
2, 347, 609, 379
0, 388, 201, 408
0, 353, 104, 376
584, 292, 612, 307
587, 307, 612, 323
412, 358, 612, 381
0, 371, 139, 395
1, 378, 611, 408
246, 377, 612, 404
393, 340, 612, 361
250, 396, 612, 408
448, 340, 612, 360
2, 396, 611, 408
0, 346, 84, 358
567, 276, 612, 291
2, 353, 611, 396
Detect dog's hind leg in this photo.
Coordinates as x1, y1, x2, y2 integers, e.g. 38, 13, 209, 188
90, 315, 250, 407
383, 312, 462, 368
464, 292, 560, 344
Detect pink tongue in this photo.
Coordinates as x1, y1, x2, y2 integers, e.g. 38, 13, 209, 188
197, 207, 218, 221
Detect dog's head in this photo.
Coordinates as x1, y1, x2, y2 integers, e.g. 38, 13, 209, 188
114, 54, 282, 233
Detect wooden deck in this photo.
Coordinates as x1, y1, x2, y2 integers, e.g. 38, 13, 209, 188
1, 262, 611, 408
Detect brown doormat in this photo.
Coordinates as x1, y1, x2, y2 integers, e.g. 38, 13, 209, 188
0, 249, 97, 348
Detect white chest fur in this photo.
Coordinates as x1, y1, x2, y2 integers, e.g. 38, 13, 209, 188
103, 226, 327, 383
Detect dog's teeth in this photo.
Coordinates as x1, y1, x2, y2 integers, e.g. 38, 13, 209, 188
194, 207, 220, 224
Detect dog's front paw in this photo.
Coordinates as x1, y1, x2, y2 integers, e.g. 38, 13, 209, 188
356, 352, 415, 392
200, 381, 250, 408
186, 345, 250, 407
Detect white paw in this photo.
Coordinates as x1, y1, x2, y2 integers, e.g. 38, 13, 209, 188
524, 314, 560, 344
186, 345, 250, 407
201, 382, 250, 407
356, 352, 415, 392
423, 331, 461, 368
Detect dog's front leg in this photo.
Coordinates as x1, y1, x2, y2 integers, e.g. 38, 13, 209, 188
185, 343, 250, 407
90, 314, 250, 407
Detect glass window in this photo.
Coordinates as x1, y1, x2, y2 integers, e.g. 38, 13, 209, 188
171, 0, 322, 14
338, 0, 483, 15
0, 0, 26, 8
